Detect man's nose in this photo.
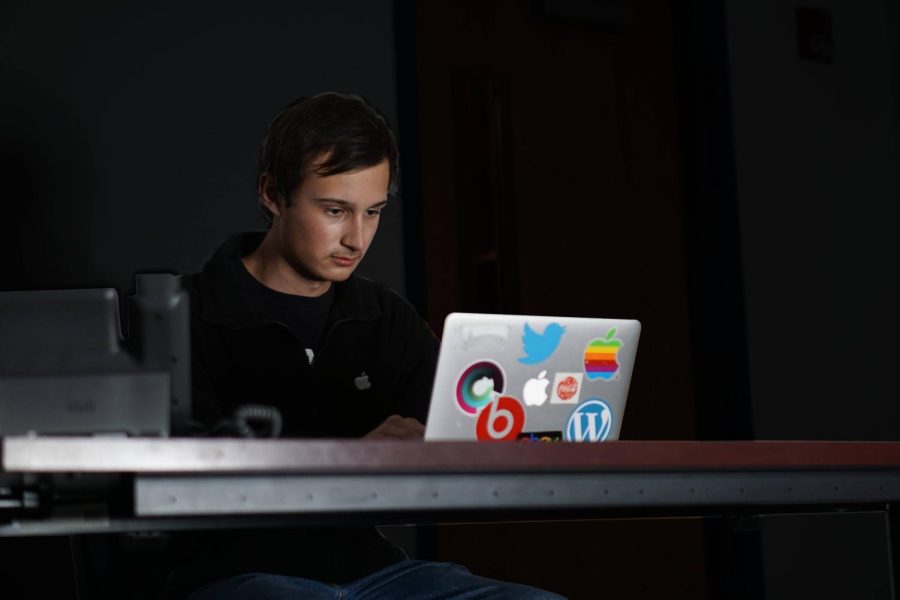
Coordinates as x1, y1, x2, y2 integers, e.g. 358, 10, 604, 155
341, 216, 365, 251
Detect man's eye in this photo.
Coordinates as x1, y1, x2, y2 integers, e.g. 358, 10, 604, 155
325, 207, 344, 216
366, 209, 382, 217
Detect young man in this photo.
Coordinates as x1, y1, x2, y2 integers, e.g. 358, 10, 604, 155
184, 93, 434, 442
173, 93, 562, 599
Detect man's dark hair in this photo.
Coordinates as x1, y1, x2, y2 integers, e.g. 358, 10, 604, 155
257, 92, 399, 221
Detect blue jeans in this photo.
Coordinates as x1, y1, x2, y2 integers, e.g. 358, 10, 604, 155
188, 559, 565, 599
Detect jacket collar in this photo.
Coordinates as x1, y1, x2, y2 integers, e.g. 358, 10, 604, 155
197, 231, 382, 329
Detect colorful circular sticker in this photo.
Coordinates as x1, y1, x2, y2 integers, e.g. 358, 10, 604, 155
565, 398, 613, 442
456, 360, 506, 415
476, 396, 526, 441
557, 377, 578, 400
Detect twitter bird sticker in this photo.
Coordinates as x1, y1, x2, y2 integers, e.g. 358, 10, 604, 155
518, 322, 566, 364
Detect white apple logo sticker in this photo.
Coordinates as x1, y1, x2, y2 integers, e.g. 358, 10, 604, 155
354, 372, 372, 390
523, 370, 549, 406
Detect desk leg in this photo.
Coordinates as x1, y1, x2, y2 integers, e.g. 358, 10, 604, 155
704, 516, 765, 600
887, 504, 899, 600
69, 536, 89, 600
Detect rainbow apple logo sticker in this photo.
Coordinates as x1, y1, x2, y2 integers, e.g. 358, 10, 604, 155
584, 328, 622, 381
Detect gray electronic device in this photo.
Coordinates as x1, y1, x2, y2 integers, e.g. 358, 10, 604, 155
425, 313, 640, 442
0, 274, 190, 436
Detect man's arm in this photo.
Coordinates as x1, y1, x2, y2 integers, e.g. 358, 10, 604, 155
370, 302, 439, 439
394, 314, 439, 421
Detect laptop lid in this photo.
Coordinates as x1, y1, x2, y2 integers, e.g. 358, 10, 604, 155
424, 313, 640, 442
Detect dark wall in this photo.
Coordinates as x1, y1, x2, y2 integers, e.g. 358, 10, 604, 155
726, 0, 900, 441
0, 0, 406, 298
724, 3, 900, 598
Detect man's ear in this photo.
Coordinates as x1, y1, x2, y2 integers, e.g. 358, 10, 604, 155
258, 172, 282, 218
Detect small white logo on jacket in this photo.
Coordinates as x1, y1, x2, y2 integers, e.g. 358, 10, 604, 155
354, 372, 371, 390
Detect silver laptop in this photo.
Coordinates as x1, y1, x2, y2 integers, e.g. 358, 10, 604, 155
424, 313, 640, 442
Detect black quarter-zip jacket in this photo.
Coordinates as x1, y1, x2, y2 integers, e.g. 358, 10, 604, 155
164, 232, 439, 597
183, 231, 438, 437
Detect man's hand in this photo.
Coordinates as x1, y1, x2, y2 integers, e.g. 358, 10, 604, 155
363, 414, 425, 440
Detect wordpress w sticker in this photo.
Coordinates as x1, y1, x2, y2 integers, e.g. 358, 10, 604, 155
565, 398, 613, 442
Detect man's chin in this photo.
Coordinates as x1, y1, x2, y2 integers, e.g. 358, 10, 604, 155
295, 261, 358, 284
320, 266, 356, 282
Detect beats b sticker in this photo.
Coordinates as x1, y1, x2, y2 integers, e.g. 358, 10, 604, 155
476, 396, 526, 441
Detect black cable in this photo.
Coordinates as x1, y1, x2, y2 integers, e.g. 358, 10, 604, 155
232, 404, 283, 438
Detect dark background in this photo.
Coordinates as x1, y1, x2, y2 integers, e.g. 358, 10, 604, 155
2, 0, 899, 598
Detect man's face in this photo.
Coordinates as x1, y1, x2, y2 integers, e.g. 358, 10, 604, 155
268, 159, 389, 285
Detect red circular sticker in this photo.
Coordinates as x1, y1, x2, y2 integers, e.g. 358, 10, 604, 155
476, 396, 526, 441
557, 376, 578, 400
